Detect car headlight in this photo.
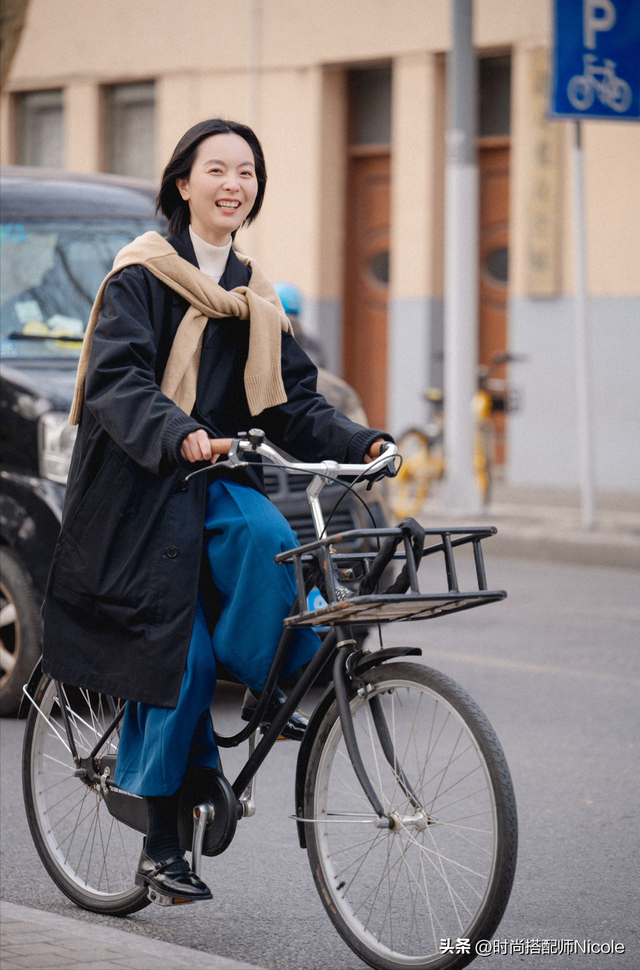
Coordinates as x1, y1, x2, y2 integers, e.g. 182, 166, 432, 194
38, 411, 78, 484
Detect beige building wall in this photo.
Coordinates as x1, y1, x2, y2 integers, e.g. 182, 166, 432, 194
4, 0, 639, 297
3, 0, 639, 487
583, 122, 640, 297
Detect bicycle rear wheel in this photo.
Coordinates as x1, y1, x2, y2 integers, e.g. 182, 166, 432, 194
303, 662, 517, 970
22, 675, 149, 915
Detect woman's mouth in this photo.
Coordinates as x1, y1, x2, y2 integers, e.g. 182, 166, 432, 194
215, 200, 241, 211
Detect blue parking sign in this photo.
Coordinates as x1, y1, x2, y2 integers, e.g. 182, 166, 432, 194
551, 0, 640, 119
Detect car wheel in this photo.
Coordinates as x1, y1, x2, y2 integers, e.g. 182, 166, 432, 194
0, 549, 42, 717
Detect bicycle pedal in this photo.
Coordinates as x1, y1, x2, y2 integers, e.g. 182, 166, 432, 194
147, 886, 196, 906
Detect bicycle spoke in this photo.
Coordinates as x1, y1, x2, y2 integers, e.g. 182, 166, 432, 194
306, 664, 515, 966
25, 678, 147, 907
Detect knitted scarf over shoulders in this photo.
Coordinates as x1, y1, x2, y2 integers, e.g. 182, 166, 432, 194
69, 231, 292, 425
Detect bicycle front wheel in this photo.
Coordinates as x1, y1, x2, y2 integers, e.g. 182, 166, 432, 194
389, 430, 436, 520
22, 675, 149, 915
303, 662, 517, 970
473, 422, 493, 505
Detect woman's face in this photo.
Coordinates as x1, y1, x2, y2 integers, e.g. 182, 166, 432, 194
176, 133, 258, 247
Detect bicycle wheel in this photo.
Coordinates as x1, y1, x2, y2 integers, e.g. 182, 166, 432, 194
567, 75, 594, 110
22, 674, 149, 915
390, 430, 437, 520
304, 662, 517, 970
473, 423, 492, 505
608, 78, 632, 112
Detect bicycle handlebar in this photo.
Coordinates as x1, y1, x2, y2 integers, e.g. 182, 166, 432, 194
228, 433, 400, 481
182, 430, 400, 487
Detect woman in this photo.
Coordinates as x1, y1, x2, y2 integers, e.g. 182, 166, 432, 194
42, 119, 389, 903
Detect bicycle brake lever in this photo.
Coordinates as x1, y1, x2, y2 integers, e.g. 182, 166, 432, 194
181, 437, 249, 487
363, 444, 401, 487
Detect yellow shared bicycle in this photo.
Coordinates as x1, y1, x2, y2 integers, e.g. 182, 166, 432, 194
389, 354, 522, 519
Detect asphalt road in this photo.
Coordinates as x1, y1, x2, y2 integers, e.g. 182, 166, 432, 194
1, 556, 639, 970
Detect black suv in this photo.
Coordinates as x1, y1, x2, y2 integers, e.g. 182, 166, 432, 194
0, 167, 385, 714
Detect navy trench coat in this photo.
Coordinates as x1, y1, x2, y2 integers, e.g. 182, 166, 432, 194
42, 228, 384, 708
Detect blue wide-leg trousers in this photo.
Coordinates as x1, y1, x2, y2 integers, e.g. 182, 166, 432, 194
114, 479, 319, 796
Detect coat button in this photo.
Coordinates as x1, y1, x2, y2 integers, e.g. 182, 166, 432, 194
165, 546, 178, 558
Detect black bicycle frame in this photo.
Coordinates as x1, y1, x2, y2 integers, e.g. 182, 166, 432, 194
47, 517, 498, 825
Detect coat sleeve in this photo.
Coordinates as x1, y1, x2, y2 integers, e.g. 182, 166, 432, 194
259, 332, 392, 463
84, 266, 204, 475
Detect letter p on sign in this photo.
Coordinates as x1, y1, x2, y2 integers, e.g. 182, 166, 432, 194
584, 0, 617, 48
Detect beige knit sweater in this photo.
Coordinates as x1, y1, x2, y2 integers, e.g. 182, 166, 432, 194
69, 231, 292, 425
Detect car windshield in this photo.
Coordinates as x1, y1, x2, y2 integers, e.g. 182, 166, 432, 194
0, 217, 164, 360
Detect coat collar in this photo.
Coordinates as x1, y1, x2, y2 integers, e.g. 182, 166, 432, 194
167, 226, 251, 292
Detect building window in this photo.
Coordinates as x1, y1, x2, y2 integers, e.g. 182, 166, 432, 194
18, 90, 64, 168
350, 67, 392, 146
479, 55, 511, 137
106, 82, 155, 180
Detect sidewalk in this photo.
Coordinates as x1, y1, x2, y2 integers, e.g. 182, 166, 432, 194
0, 901, 266, 970
414, 483, 640, 569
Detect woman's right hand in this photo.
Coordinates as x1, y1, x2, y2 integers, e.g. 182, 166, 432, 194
181, 430, 233, 464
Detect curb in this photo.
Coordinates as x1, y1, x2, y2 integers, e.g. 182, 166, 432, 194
414, 496, 640, 570
487, 529, 640, 569
0, 900, 266, 970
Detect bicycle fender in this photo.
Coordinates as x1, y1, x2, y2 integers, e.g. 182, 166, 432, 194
294, 646, 422, 848
17, 655, 44, 720
355, 646, 422, 674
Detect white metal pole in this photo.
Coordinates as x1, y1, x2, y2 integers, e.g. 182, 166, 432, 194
443, 0, 482, 512
571, 121, 596, 529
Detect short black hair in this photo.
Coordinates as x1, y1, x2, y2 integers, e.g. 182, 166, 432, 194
156, 119, 267, 235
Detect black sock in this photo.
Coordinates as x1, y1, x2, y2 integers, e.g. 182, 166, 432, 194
145, 790, 182, 862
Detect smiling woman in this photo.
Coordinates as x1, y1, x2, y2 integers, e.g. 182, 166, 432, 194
157, 119, 267, 240
41, 117, 388, 905
176, 134, 258, 247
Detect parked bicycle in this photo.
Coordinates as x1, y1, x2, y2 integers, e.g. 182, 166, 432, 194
21, 432, 517, 970
388, 353, 523, 520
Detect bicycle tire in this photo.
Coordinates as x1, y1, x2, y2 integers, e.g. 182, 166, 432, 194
303, 662, 517, 970
473, 423, 492, 505
22, 674, 149, 915
608, 78, 632, 112
389, 430, 435, 519
567, 76, 594, 111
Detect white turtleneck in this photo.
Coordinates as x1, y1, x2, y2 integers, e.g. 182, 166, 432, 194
189, 226, 233, 284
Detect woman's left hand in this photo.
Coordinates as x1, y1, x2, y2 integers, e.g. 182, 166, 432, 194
364, 438, 387, 463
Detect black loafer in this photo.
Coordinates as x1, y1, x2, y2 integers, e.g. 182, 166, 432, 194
135, 849, 212, 903
241, 686, 309, 741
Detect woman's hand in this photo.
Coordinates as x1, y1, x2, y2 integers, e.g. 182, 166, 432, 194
181, 430, 233, 464
364, 438, 387, 463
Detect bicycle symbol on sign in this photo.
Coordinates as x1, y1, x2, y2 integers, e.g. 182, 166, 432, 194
567, 54, 632, 112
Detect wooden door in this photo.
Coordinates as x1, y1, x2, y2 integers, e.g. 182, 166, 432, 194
343, 151, 390, 431
479, 143, 510, 464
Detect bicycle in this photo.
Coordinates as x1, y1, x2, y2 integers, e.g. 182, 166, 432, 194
388, 353, 523, 520
21, 431, 517, 970
567, 54, 632, 114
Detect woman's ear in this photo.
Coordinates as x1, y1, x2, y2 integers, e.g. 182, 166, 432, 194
176, 177, 190, 201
